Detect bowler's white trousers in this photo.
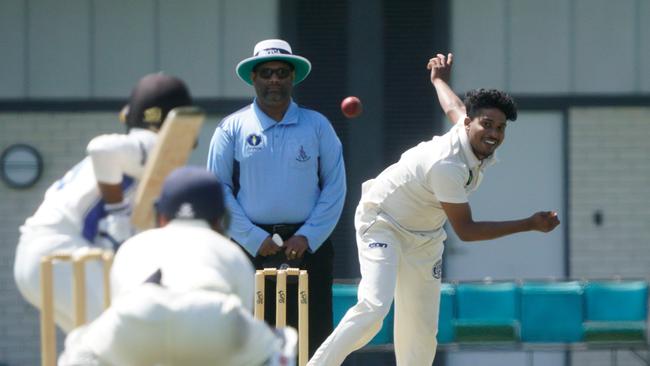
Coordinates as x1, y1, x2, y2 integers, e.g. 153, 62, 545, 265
308, 203, 446, 366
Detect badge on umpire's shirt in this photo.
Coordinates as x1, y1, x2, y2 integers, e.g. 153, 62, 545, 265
296, 145, 311, 162
432, 259, 442, 279
245, 133, 264, 152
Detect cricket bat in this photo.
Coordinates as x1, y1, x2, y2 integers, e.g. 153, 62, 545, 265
131, 106, 205, 230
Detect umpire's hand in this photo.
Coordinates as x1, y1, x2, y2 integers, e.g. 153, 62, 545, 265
284, 235, 309, 260
258, 236, 282, 256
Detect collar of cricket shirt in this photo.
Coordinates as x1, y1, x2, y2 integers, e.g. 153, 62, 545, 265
252, 98, 300, 131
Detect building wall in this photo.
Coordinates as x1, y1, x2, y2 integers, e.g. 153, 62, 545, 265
0, 1, 274, 363
2, 0, 650, 364
451, 1, 650, 281
569, 107, 650, 279
451, 2, 650, 365
0, 0, 278, 99
451, 0, 650, 95
567, 106, 646, 366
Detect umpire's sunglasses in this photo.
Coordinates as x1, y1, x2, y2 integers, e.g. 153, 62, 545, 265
256, 67, 293, 80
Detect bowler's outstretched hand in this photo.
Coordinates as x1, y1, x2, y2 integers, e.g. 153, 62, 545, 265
529, 211, 561, 232
428, 53, 454, 85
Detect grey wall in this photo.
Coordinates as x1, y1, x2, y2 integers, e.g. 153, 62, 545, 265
450, 2, 650, 365
449, 0, 650, 280
451, 0, 650, 95
569, 107, 650, 366
569, 107, 650, 279
2, 0, 650, 365
0, 0, 278, 99
444, 111, 566, 282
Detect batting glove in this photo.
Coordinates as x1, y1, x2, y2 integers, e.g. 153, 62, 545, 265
97, 201, 134, 251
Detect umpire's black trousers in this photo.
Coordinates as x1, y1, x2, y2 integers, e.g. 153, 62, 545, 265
246, 236, 334, 358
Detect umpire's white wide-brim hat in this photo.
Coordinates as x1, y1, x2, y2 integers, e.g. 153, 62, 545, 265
236, 39, 311, 86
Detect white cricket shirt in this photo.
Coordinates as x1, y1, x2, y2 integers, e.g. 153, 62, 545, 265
110, 220, 255, 311
360, 119, 497, 232
22, 128, 156, 240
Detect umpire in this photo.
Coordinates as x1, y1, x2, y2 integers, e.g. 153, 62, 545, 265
207, 39, 346, 357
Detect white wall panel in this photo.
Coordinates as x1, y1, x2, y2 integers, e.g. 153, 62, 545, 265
573, 0, 636, 93
159, 0, 220, 97
0, 1, 26, 98
509, 0, 571, 94
28, 0, 91, 97
569, 107, 650, 279
451, 0, 507, 92
93, 0, 157, 97
222, 0, 278, 98
444, 111, 566, 281
640, 0, 650, 92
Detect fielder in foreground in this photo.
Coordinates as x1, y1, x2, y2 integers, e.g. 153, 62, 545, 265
14, 74, 192, 333
59, 166, 297, 366
307, 53, 560, 366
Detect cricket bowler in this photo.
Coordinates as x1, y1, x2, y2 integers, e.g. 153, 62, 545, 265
307, 53, 560, 365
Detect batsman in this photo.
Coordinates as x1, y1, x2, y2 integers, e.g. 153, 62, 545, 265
308, 53, 561, 365
59, 167, 298, 366
13, 73, 192, 332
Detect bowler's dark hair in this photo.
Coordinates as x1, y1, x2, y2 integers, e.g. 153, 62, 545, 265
464, 89, 517, 121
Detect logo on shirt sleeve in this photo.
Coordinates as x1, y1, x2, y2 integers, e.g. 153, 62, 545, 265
432, 259, 442, 279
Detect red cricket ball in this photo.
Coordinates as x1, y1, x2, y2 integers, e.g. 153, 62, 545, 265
341, 96, 363, 118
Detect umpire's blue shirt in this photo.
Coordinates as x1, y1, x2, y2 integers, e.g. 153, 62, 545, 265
207, 99, 346, 256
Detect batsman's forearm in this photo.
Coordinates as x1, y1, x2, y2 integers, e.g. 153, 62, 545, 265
456, 218, 533, 242
97, 183, 124, 204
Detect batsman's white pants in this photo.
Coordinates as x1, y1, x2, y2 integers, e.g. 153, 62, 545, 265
308, 204, 445, 366
14, 225, 106, 333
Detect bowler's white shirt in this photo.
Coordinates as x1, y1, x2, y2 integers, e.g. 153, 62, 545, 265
359, 119, 497, 232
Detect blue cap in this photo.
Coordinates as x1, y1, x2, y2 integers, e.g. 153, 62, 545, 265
155, 166, 225, 222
